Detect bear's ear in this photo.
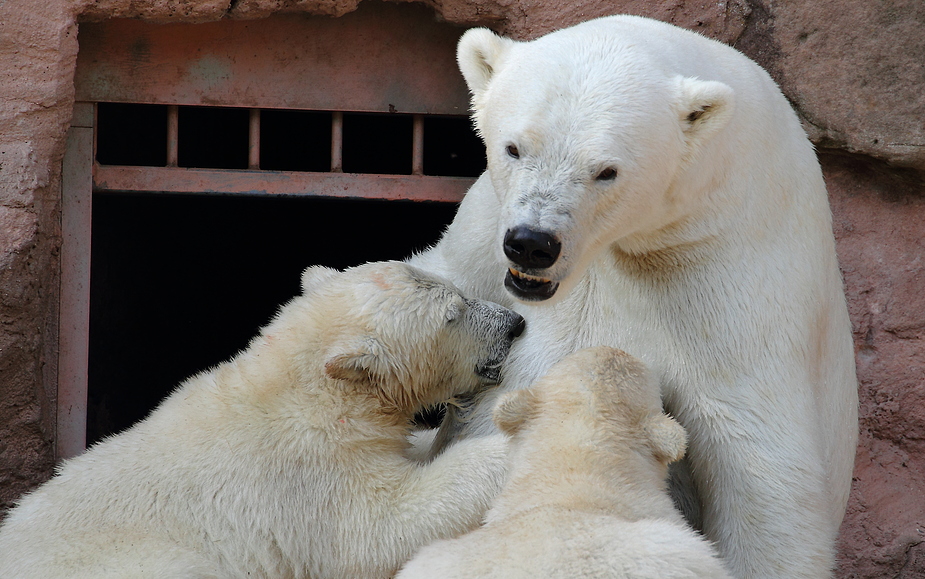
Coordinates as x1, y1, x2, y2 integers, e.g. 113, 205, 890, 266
457, 28, 516, 99
324, 337, 396, 385
493, 388, 540, 435
301, 266, 339, 295
644, 413, 688, 465
676, 76, 735, 148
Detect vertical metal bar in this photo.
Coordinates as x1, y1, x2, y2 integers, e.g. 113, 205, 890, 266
166, 105, 179, 167
58, 102, 95, 461
412, 114, 424, 175
92, 102, 98, 161
331, 111, 343, 173
248, 108, 260, 170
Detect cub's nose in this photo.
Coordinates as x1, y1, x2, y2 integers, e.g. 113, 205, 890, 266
503, 227, 561, 269
509, 313, 526, 340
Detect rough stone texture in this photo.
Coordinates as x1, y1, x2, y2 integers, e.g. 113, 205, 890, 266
0, 0, 74, 512
77, 0, 363, 22
824, 152, 925, 578
424, 0, 753, 44
0, 0, 923, 577
772, 2, 925, 172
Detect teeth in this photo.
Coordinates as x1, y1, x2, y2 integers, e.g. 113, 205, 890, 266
509, 268, 552, 284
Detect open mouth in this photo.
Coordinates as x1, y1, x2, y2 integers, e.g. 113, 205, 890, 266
504, 268, 560, 301
476, 361, 503, 384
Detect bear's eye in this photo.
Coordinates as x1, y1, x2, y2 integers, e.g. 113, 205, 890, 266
505, 144, 520, 159
595, 167, 617, 181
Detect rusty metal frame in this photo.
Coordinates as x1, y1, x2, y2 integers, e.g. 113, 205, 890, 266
93, 164, 473, 201
91, 103, 474, 200
74, 5, 471, 116
60, 4, 478, 458
58, 102, 94, 460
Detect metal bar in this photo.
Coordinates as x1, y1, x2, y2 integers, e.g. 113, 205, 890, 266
166, 105, 179, 167
331, 111, 343, 173
92, 102, 98, 162
58, 102, 95, 461
248, 108, 260, 170
93, 164, 472, 203
412, 114, 424, 175
74, 7, 471, 115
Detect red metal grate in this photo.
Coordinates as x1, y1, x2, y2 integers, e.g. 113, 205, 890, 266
93, 103, 483, 201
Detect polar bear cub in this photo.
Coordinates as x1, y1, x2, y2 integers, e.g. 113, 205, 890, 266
397, 347, 732, 579
0, 261, 525, 579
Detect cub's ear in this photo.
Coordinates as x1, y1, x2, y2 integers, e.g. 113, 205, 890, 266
675, 76, 735, 149
324, 337, 396, 385
644, 413, 688, 465
493, 388, 540, 435
457, 27, 516, 99
300, 266, 339, 296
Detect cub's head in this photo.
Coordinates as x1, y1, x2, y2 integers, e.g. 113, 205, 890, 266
457, 19, 735, 302
493, 346, 686, 468
302, 262, 525, 415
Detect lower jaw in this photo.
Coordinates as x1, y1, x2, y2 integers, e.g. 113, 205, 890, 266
504, 270, 560, 302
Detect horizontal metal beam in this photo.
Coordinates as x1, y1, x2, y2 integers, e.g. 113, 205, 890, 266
75, 3, 471, 115
93, 164, 472, 203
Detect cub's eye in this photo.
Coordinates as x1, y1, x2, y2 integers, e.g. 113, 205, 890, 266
445, 303, 463, 324
506, 144, 520, 159
595, 167, 617, 181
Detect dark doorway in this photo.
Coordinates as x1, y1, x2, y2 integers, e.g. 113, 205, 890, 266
87, 193, 458, 444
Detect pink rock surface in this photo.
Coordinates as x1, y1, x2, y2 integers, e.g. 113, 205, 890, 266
773, 2, 925, 172
0, 0, 74, 513
824, 152, 925, 577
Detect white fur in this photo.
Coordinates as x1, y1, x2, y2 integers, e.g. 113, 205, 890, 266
408, 15, 858, 579
0, 261, 520, 579
398, 347, 732, 579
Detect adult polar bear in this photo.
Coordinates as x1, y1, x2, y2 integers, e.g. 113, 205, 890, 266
408, 15, 858, 579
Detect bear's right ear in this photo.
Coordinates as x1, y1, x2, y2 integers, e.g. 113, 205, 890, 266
324, 337, 397, 385
493, 388, 540, 435
300, 266, 339, 295
644, 413, 688, 465
457, 28, 516, 99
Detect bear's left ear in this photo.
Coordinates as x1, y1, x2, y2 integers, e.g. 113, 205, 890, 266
324, 337, 397, 385
644, 413, 688, 465
675, 76, 735, 149
493, 388, 540, 435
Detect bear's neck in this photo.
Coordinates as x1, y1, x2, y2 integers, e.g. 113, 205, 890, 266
488, 435, 681, 525
608, 229, 726, 282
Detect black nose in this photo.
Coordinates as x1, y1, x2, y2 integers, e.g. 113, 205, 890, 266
503, 227, 561, 269
509, 314, 526, 340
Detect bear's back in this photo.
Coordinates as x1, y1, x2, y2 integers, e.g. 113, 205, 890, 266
399, 507, 730, 579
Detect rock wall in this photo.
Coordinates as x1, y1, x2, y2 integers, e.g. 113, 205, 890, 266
0, 0, 922, 576
825, 154, 925, 577
0, 0, 76, 516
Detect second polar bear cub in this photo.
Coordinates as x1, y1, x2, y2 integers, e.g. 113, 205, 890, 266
398, 347, 731, 579
0, 261, 525, 579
